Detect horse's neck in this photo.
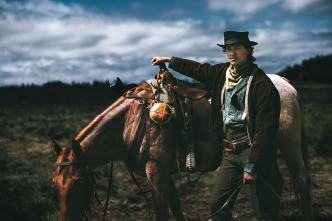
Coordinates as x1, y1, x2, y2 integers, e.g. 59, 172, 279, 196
78, 97, 132, 167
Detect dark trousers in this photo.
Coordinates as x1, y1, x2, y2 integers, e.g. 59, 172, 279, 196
210, 146, 283, 221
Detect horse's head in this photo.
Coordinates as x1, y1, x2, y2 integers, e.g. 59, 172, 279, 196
52, 139, 96, 221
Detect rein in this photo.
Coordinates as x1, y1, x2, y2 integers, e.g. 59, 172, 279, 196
204, 175, 281, 220
205, 184, 242, 221
102, 162, 113, 221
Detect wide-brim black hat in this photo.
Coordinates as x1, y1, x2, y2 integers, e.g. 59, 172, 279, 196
217, 31, 258, 48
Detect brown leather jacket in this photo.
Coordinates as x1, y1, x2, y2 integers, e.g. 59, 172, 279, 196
169, 57, 280, 165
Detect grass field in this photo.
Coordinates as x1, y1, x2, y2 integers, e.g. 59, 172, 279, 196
0, 82, 331, 220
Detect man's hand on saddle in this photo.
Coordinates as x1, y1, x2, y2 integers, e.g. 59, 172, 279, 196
151, 56, 171, 66
243, 172, 257, 185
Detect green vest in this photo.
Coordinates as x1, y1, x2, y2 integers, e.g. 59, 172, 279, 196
224, 75, 250, 128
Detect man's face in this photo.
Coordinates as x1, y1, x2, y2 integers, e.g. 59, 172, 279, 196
225, 44, 250, 68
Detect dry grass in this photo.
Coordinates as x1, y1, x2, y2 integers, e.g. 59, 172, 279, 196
0, 82, 331, 220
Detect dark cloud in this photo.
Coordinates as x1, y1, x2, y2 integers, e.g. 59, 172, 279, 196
321, 0, 332, 13
0, 0, 331, 86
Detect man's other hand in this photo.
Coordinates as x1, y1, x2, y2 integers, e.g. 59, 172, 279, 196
243, 172, 257, 185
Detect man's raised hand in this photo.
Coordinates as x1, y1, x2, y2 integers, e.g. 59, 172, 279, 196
151, 56, 171, 66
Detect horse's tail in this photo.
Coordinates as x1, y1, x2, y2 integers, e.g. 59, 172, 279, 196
292, 120, 313, 217
301, 121, 311, 171
300, 120, 313, 213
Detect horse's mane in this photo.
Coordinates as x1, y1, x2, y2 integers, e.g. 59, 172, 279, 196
75, 97, 125, 142
75, 82, 152, 142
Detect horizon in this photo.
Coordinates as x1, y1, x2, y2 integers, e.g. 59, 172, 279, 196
1, 52, 331, 87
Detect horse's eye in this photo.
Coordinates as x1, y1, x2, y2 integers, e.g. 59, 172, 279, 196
72, 176, 85, 184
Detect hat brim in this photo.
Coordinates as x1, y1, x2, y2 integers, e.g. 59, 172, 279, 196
217, 41, 258, 48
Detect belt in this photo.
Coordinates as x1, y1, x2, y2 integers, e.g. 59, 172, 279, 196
223, 136, 250, 152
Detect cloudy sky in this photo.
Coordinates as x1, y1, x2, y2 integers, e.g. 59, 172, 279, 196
0, 0, 331, 86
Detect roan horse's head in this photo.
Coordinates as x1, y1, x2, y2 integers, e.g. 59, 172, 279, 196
52, 139, 96, 221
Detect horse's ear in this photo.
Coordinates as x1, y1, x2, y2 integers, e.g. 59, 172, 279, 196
52, 139, 62, 157
71, 139, 82, 157
110, 77, 126, 97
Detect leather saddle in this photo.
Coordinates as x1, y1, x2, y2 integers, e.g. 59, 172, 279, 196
176, 80, 210, 100
149, 66, 217, 174
111, 68, 220, 174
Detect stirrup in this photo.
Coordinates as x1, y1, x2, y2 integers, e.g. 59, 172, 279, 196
186, 144, 196, 172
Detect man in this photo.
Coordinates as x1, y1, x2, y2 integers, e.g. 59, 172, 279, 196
151, 31, 283, 221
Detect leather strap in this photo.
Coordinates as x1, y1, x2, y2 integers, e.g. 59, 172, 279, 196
124, 92, 152, 213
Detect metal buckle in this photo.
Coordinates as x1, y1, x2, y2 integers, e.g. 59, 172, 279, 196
232, 142, 236, 151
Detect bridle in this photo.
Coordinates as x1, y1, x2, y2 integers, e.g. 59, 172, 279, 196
55, 161, 98, 220
55, 161, 86, 167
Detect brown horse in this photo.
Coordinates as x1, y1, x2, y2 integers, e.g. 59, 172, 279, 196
52, 71, 312, 220
52, 75, 216, 221
52, 139, 97, 220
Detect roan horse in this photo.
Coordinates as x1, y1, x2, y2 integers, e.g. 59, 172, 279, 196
52, 68, 312, 221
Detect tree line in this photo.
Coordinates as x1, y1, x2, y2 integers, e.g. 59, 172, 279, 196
278, 54, 332, 83
0, 79, 118, 105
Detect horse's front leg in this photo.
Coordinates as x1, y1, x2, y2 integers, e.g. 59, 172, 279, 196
146, 161, 170, 221
169, 176, 186, 221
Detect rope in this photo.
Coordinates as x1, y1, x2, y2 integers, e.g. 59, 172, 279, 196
102, 161, 114, 221
205, 174, 281, 220
205, 184, 242, 221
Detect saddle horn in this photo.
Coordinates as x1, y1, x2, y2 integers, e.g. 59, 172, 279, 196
154, 62, 178, 86
158, 63, 167, 72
